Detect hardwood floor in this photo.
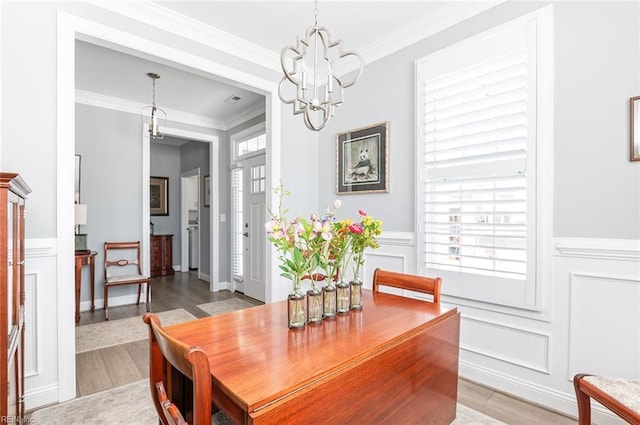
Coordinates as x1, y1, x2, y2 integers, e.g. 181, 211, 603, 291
75, 272, 577, 425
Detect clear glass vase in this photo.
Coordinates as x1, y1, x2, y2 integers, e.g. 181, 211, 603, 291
336, 281, 350, 314
288, 291, 306, 329
349, 280, 363, 310
323, 285, 337, 319
307, 288, 323, 324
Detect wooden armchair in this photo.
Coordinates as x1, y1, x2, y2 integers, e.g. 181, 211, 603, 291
574, 373, 640, 425
103, 241, 150, 320
143, 312, 212, 425
155, 381, 188, 425
372, 268, 442, 303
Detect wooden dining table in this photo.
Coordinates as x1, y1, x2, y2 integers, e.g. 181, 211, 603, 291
165, 289, 460, 425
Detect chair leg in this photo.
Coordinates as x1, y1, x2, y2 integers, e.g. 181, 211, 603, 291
136, 283, 142, 305
574, 374, 592, 425
145, 281, 151, 312
104, 285, 109, 321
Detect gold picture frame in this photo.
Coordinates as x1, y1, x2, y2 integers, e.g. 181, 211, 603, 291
150, 176, 169, 216
631, 96, 640, 161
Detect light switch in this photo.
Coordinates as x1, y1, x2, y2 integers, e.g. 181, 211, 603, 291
220, 213, 226, 222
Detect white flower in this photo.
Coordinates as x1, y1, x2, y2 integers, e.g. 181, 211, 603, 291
333, 199, 342, 209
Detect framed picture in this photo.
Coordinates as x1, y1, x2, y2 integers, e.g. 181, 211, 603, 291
204, 175, 211, 207
74, 154, 81, 204
631, 96, 640, 161
336, 121, 389, 194
150, 176, 169, 216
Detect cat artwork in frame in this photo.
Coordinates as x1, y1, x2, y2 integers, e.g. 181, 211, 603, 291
336, 121, 389, 194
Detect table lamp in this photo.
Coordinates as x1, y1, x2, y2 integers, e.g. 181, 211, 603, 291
74, 204, 89, 253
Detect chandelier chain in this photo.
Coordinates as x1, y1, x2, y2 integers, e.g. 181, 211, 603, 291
314, 0, 319, 25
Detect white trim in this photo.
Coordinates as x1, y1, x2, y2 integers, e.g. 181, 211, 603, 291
555, 237, 640, 261
376, 231, 414, 247
57, 10, 281, 404
226, 101, 266, 130
76, 90, 226, 130
94, 1, 278, 70
360, 1, 509, 66
25, 238, 57, 258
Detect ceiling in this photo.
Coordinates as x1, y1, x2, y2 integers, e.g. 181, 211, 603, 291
75, 1, 495, 137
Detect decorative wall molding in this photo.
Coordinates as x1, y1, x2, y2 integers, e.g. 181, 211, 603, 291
377, 231, 414, 246
555, 237, 640, 261
25, 238, 57, 258
24, 383, 59, 412
460, 315, 550, 373
24, 272, 38, 378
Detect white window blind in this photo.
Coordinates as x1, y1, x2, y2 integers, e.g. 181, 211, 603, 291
416, 10, 552, 310
231, 168, 244, 281
423, 49, 529, 282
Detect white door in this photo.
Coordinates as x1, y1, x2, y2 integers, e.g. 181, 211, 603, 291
242, 154, 266, 301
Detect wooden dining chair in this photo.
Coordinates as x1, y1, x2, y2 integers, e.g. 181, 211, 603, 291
155, 381, 188, 425
372, 268, 442, 303
573, 373, 640, 425
103, 241, 150, 320
143, 312, 212, 425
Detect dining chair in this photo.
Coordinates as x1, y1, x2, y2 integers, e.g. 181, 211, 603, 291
573, 373, 640, 425
103, 241, 150, 320
372, 268, 442, 303
143, 312, 212, 425
155, 381, 188, 425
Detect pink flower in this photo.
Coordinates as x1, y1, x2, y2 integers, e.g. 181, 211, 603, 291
349, 223, 364, 234
358, 209, 367, 217
310, 212, 319, 221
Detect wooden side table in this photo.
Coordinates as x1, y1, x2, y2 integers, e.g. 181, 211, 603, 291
75, 250, 97, 324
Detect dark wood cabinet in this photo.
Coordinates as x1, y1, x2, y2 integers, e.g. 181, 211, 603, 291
0, 173, 30, 422
150, 234, 174, 277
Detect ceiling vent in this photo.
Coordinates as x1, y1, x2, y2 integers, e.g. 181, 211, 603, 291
225, 95, 242, 104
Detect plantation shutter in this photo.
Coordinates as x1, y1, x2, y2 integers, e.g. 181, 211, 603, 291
231, 167, 243, 281
417, 14, 545, 309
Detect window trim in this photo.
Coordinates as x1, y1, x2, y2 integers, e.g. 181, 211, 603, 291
230, 122, 266, 161
414, 5, 554, 312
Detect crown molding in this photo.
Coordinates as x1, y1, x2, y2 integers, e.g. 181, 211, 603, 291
360, 1, 507, 65
94, 2, 280, 72
226, 101, 266, 130
75, 90, 227, 130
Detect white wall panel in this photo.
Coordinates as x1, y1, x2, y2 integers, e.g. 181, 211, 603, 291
568, 272, 640, 379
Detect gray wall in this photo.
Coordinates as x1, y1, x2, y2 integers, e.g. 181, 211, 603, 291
317, 1, 640, 239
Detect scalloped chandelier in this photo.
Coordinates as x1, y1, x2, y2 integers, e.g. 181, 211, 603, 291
278, 0, 364, 131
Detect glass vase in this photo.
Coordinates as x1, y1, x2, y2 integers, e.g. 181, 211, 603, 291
323, 285, 337, 319
307, 288, 323, 324
288, 291, 306, 329
349, 280, 363, 310
336, 281, 350, 314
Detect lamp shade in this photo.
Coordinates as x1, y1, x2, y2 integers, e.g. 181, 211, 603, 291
74, 204, 88, 226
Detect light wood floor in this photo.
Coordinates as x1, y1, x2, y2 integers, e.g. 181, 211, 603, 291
75, 272, 577, 425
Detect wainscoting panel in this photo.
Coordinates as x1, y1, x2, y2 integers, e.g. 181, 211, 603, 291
568, 271, 640, 379
24, 238, 59, 410
461, 315, 550, 373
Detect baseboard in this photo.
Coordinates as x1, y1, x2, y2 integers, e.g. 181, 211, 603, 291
80, 292, 141, 312
459, 360, 624, 425
24, 383, 59, 412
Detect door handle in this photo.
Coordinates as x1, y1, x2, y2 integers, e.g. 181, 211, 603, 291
243, 232, 249, 237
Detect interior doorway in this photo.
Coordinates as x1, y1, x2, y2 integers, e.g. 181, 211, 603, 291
180, 170, 200, 277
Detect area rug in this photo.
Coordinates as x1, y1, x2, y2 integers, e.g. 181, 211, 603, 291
29, 379, 505, 425
75, 308, 197, 353
197, 298, 256, 316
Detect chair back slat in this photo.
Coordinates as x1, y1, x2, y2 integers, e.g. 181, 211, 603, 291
143, 313, 212, 425
372, 268, 442, 304
156, 381, 188, 425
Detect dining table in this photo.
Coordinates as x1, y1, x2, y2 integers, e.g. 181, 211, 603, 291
164, 289, 460, 425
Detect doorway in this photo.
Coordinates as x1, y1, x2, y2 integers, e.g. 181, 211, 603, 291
181, 170, 200, 277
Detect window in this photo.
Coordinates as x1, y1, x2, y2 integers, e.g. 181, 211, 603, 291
231, 167, 243, 281
237, 133, 266, 157
250, 164, 266, 194
416, 8, 552, 310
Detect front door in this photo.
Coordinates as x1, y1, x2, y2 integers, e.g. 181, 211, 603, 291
242, 154, 266, 302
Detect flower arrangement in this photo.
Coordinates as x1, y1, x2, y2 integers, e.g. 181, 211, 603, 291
265, 182, 383, 323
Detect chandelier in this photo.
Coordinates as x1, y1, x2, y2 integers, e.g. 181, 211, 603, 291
278, 0, 364, 131
143, 72, 167, 139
